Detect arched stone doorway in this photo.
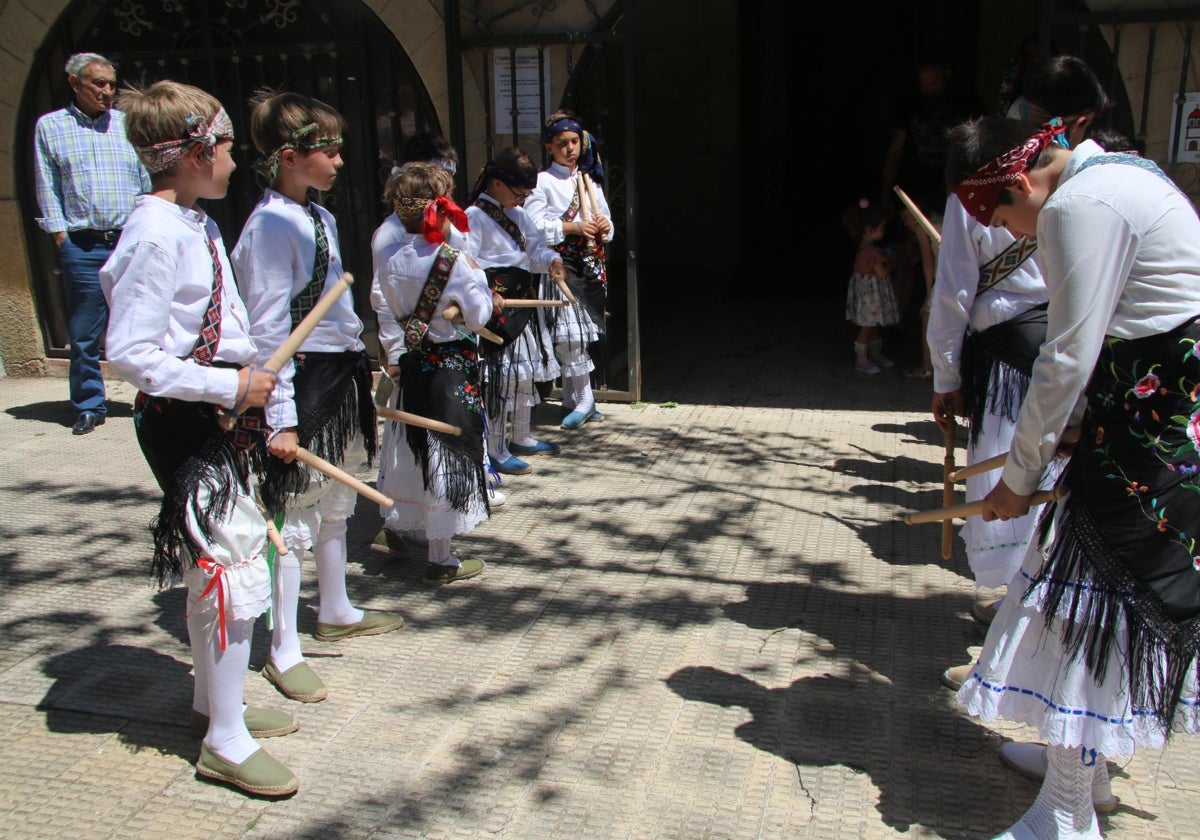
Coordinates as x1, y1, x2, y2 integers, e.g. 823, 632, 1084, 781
18, 0, 443, 358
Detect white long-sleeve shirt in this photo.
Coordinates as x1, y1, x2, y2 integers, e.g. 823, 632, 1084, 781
1004, 140, 1200, 493
371, 213, 410, 366
231, 189, 364, 431
928, 194, 1049, 393
524, 162, 614, 246
378, 239, 493, 345
100, 195, 254, 408
464, 193, 560, 273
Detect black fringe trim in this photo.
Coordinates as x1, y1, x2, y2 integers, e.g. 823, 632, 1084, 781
259, 351, 377, 514
964, 353, 1031, 448
405, 426, 489, 514
134, 395, 268, 588
1026, 495, 1200, 736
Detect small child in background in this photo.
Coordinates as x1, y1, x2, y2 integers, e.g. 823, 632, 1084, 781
843, 198, 899, 374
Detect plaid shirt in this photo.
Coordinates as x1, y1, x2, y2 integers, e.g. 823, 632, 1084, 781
34, 102, 151, 234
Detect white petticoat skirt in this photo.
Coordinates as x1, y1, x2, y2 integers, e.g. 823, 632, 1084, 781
957, 493, 1200, 757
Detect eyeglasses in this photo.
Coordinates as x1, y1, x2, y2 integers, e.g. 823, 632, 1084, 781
502, 182, 532, 203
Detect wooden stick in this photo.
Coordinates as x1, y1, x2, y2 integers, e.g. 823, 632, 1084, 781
950, 428, 1081, 482
942, 416, 955, 560
265, 519, 288, 556
440, 305, 503, 344
376, 404, 462, 436
905, 487, 1064, 525
893, 186, 942, 245
294, 447, 393, 508
552, 273, 577, 304
500, 299, 568, 308
265, 273, 355, 372
582, 172, 602, 220
218, 273, 356, 430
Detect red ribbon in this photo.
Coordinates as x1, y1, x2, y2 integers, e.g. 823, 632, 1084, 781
953, 122, 1067, 225
196, 557, 229, 651
422, 196, 470, 244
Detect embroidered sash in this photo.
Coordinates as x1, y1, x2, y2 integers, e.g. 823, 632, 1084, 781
978, 236, 1037, 295
473, 198, 526, 251
399, 244, 459, 351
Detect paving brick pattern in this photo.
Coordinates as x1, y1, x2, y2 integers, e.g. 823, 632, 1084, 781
1, 358, 1198, 839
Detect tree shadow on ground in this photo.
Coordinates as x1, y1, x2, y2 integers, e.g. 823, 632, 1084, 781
662, 576, 1041, 837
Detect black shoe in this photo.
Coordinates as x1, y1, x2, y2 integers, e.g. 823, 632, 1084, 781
72, 412, 105, 435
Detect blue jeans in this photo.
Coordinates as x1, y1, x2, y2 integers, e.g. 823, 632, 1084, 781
59, 234, 114, 416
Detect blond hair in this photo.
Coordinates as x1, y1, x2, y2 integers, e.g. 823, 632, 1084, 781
117, 80, 223, 148
247, 88, 344, 154
391, 163, 454, 233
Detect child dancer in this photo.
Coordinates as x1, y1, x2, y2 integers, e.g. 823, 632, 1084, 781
376, 163, 496, 585
100, 80, 297, 796
465, 147, 567, 476
842, 199, 899, 374
232, 90, 402, 707
524, 111, 612, 429
954, 117, 1200, 839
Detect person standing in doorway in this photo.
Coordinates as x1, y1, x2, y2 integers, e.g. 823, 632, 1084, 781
34, 52, 151, 435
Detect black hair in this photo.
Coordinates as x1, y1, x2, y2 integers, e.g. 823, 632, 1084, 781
944, 117, 1058, 194
399, 131, 459, 167
468, 146, 538, 204
1090, 127, 1137, 153
1023, 55, 1109, 120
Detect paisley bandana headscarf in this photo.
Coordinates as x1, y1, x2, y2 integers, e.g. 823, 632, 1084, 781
542, 116, 605, 181
252, 122, 344, 182
136, 108, 234, 175
953, 120, 1068, 225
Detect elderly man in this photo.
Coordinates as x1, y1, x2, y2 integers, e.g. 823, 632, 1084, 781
34, 52, 150, 435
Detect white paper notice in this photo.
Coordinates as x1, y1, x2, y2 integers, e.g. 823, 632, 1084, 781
493, 47, 552, 135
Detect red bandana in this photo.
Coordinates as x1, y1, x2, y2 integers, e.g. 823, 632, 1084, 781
421, 196, 470, 244
953, 123, 1066, 225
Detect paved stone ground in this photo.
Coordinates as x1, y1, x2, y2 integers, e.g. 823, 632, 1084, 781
1, 313, 1199, 839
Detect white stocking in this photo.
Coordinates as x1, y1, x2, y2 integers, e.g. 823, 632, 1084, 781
486, 409, 510, 462
568, 373, 594, 415
511, 399, 535, 446
313, 518, 363, 626
193, 611, 258, 764
428, 537, 458, 567
998, 745, 1102, 840
270, 551, 304, 672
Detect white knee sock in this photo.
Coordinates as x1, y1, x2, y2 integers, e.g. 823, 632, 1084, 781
428, 537, 459, 567
569, 373, 594, 415
1010, 745, 1102, 840
486, 410, 510, 462
196, 614, 258, 764
313, 518, 364, 626
189, 611, 212, 716
270, 552, 304, 672
511, 400, 536, 446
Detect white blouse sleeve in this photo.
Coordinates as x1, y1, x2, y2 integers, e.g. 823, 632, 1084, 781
927, 197, 978, 393
1002, 195, 1134, 494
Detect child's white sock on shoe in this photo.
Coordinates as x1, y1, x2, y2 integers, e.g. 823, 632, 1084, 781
313, 518, 364, 626
269, 552, 304, 672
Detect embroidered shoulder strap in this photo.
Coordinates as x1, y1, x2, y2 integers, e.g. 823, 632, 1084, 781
559, 186, 581, 224
474, 198, 526, 251
400, 243, 459, 351
978, 236, 1038, 295
1076, 152, 1193, 207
